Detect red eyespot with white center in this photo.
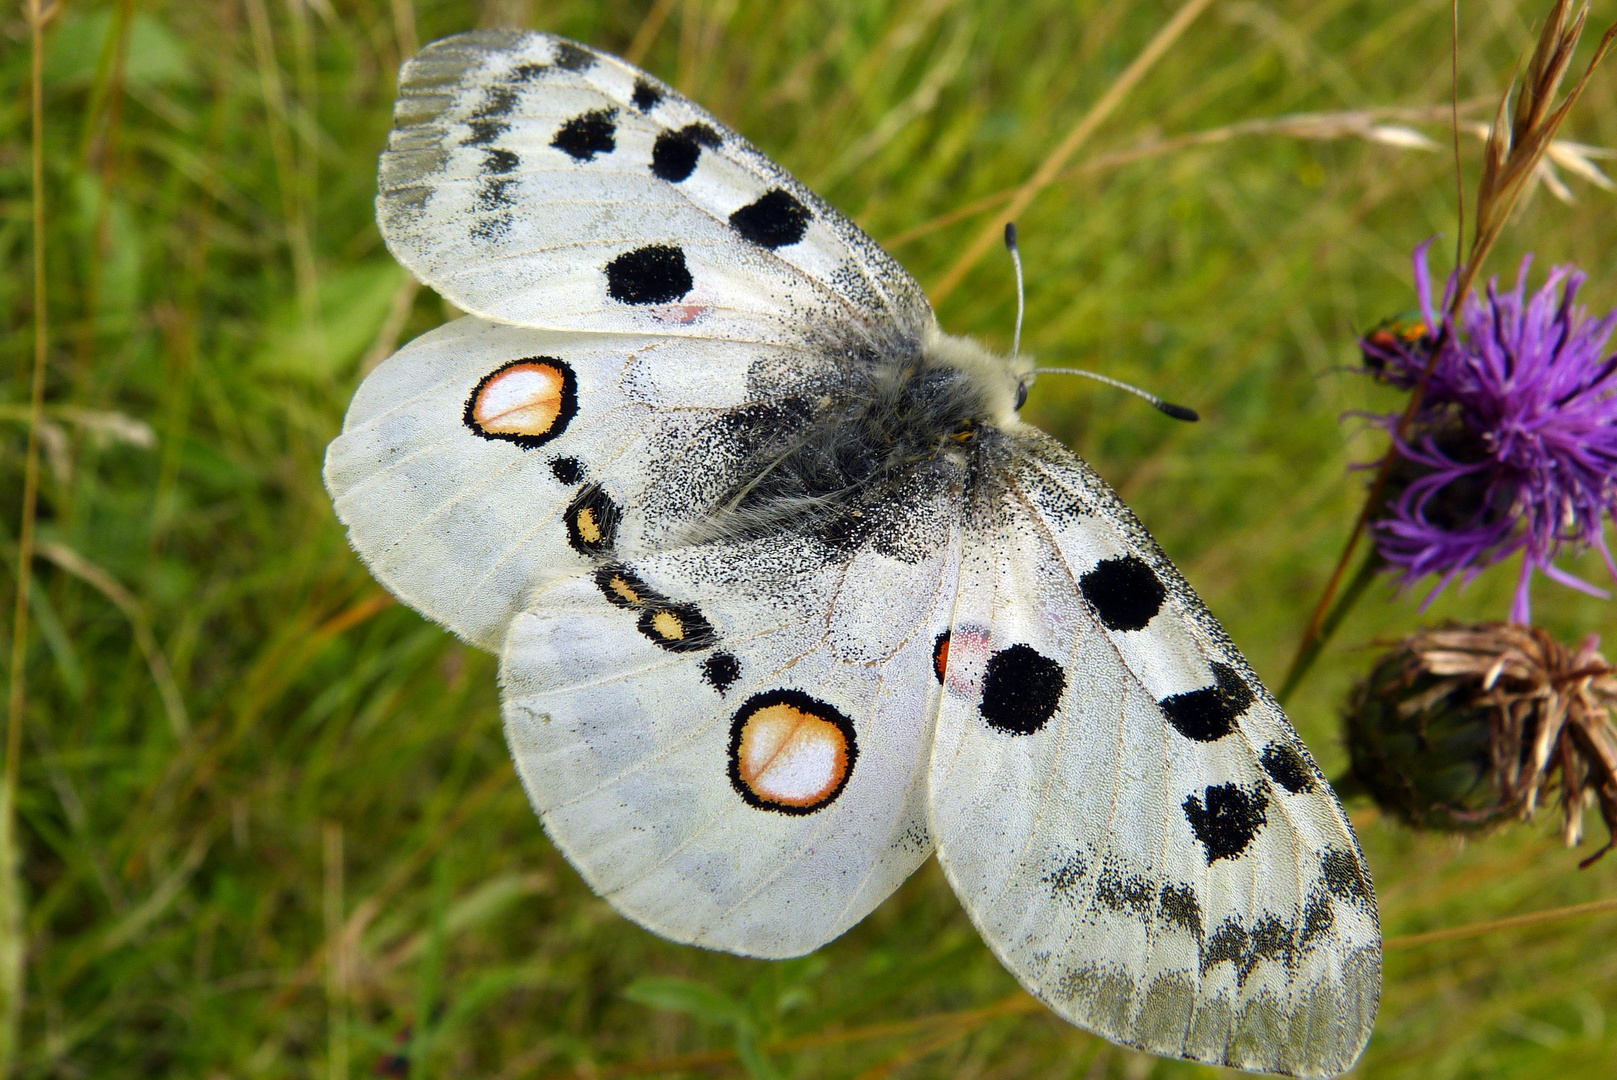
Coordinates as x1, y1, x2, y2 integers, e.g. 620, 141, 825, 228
464, 357, 578, 448
727, 690, 857, 814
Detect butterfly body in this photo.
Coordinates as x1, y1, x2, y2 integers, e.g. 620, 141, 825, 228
326, 30, 1380, 1077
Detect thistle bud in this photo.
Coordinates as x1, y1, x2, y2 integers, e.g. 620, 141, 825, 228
1344, 623, 1617, 866
1344, 638, 1507, 832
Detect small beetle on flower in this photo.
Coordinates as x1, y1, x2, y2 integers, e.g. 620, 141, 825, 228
1359, 240, 1617, 623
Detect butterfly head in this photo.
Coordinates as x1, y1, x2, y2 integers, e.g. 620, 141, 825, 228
921, 324, 1035, 431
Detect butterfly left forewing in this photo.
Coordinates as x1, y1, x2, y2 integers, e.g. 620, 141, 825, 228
928, 432, 1379, 1078
499, 489, 962, 958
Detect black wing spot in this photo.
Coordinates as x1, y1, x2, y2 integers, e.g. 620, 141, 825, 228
650, 123, 722, 183
1042, 851, 1087, 896
1183, 783, 1268, 863
701, 651, 742, 695
729, 188, 812, 249
1159, 883, 1203, 938
552, 41, 595, 71
550, 456, 583, 485
1201, 919, 1247, 975
631, 78, 663, 111
478, 85, 519, 118
979, 644, 1066, 735
1160, 662, 1254, 742
1321, 848, 1372, 906
483, 148, 519, 174
932, 630, 950, 684
1299, 893, 1334, 949
1094, 864, 1155, 917
605, 244, 692, 304
1079, 555, 1166, 632
475, 177, 516, 212
465, 118, 509, 147
1261, 741, 1315, 794
565, 485, 620, 554
551, 108, 617, 161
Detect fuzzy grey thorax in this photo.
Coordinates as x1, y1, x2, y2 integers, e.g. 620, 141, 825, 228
920, 324, 1035, 429
690, 325, 1032, 548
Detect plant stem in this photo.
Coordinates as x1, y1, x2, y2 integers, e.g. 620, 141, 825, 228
3, 1, 54, 1068
1282, 12, 1616, 700
1278, 553, 1381, 705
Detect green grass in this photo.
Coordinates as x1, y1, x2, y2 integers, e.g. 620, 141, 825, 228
3, 0, 1617, 1076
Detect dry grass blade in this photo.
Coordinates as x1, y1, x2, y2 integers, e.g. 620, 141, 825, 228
1465, 8, 1615, 306
530, 993, 1042, 1080
883, 103, 1479, 249
3, 1, 56, 1068
1385, 895, 1617, 950
34, 542, 191, 740
928, 0, 1217, 302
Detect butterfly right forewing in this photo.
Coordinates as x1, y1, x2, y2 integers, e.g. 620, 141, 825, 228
379, 31, 931, 348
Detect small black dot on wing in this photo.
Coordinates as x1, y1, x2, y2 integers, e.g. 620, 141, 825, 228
1261, 741, 1315, 794
465, 118, 509, 147
605, 244, 693, 304
932, 631, 950, 684
1079, 555, 1166, 632
729, 188, 812, 249
551, 108, 617, 161
550, 456, 583, 484
631, 78, 663, 111
978, 644, 1066, 735
475, 177, 516, 211
650, 123, 722, 183
1183, 782, 1268, 863
1158, 883, 1203, 938
701, 651, 741, 695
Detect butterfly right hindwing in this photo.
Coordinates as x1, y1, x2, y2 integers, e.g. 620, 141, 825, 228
499, 484, 964, 958
928, 432, 1379, 1078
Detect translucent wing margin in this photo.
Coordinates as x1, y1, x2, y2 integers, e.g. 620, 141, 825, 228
928, 431, 1380, 1078
379, 31, 932, 350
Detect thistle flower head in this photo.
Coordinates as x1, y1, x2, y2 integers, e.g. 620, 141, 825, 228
1361, 241, 1617, 622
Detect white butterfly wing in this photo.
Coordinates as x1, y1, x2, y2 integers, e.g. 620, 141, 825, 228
324, 316, 855, 648
380, 31, 930, 350
928, 433, 1379, 1077
499, 493, 962, 957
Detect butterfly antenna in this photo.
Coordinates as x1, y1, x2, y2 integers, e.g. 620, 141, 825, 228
1004, 222, 1024, 358
1033, 367, 1200, 422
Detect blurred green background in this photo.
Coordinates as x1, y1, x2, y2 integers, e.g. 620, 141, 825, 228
3, 0, 1617, 1076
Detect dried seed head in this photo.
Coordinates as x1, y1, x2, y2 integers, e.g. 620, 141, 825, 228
1345, 622, 1617, 866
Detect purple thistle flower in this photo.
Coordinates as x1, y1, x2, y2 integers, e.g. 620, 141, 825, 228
1360, 240, 1617, 623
